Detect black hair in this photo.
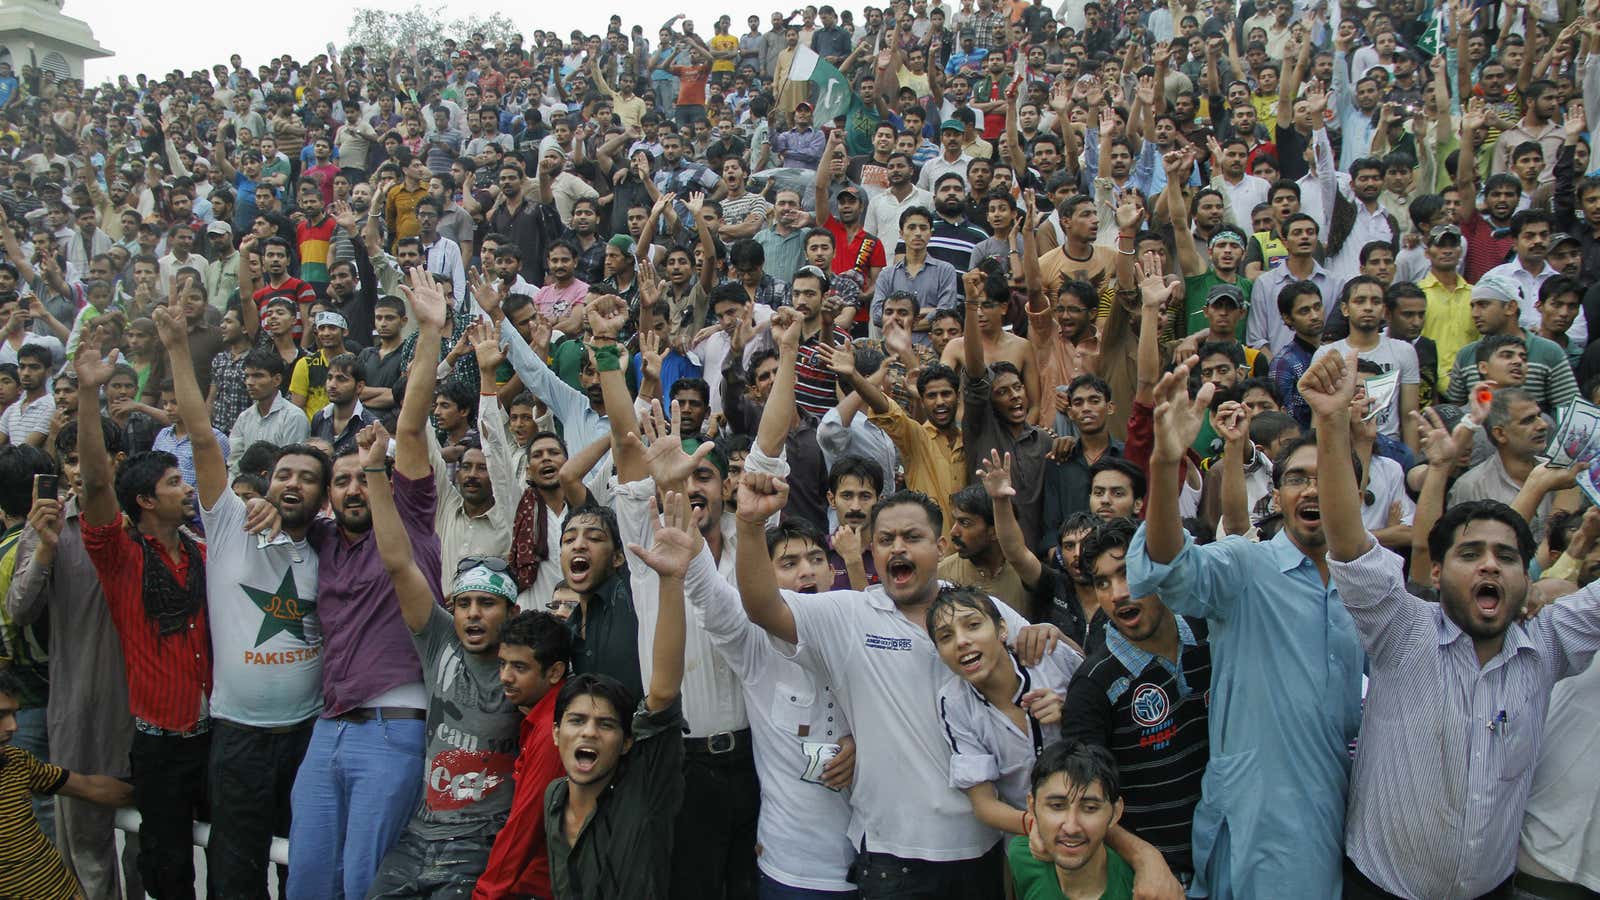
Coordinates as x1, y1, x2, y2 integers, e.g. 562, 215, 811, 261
917, 362, 960, 397
1540, 275, 1583, 306
746, 348, 780, 383
1428, 499, 1536, 571
765, 517, 827, 557
114, 450, 181, 523
553, 673, 636, 738
1476, 333, 1527, 365
924, 583, 1003, 641
669, 377, 711, 407
897, 205, 934, 229
327, 352, 364, 381
950, 483, 994, 526
242, 347, 287, 380
435, 378, 479, 420
14, 343, 51, 369
238, 441, 281, 479
1029, 739, 1122, 804
561, 503, 624, 558
271, 443, 334, 494
1075, 516, 1137, 582
500, 610, 575, 674
1385, 281, 1427, 310
1509, 208, 1554, 237
868, 489, 943, 537
1277, 280, 1322, 320
1089, 456, 1147, 502
1061, 374, 1111, 407
1248, 409, 1299, 448
0, 444, 54, 517
57, 415, 124, 458
1196, 341, 1245, 366
828, 455, 884, 496
1357, 242, 1395, 266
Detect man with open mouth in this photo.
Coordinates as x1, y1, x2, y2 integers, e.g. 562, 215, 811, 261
1306, 348, 1600, 900
737, 302, 1179, 899
1131, 260, 1366, 900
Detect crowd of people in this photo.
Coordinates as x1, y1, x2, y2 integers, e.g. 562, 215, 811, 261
0, 0, 1598, 897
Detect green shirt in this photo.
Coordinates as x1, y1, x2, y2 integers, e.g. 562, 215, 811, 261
1008, 834, 1135, 900
1182, 270, 1253, 338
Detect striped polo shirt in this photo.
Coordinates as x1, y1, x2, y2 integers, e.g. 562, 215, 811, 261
1060, 616, 1212, 878
0, 745, 76, 899
1440, 328, 1579, 415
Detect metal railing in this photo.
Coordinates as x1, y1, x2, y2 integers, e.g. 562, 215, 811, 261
113, 810, 291, 867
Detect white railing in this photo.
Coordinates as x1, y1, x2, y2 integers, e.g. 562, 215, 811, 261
113, 810, 291, 867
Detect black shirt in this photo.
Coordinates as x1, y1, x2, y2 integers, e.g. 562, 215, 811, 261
1060, 617, 1212, 877
567, 573, 643, 703
544, 695, 684, 900
489, 195, 561, 285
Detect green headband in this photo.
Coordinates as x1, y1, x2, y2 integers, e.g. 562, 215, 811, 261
452, 564, 519, 605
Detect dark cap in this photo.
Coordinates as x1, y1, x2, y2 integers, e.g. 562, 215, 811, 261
1549, 232, 1580, 249
1206, 282, 1248, 308
1428, 223, 1463, 245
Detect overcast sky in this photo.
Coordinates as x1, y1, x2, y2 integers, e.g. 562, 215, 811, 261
72, 0, 857, 84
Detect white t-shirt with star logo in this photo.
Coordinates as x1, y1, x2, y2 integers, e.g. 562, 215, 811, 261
201, 489, 324, 727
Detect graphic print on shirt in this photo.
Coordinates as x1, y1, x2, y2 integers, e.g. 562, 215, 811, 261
424, 651, 517, 813
240, 568, 320, 652
1130, 680, 1179, 751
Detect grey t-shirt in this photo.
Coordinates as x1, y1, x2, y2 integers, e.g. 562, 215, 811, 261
410, 604, 522, 838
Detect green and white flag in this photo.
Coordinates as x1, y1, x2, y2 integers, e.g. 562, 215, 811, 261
785, 45, 855, 123
1415, 8, 1443, 57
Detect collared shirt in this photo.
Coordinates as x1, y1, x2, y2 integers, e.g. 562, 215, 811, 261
1269, 336, 1319, 429
863, 187, 935, 254
226, 393, 311, 473
1518, 653, 1600, 888
1418, 270, 1479, 392
309, 400, 378, 457
614, 475, 747, 737
752, 226, 807, 284
1043, 440, 1125, 543
936, 646, 1082, 808
152, 427, 232, 489
430, 422, 517, 595
1492, 119, 1563, 181
683, 546, 856, 892
773, 127, 827, 170
422, 235, 467, 302
545, 697, 683, 900
1329, 538, 1600, 899
498, 317, 610, 480
1247, 260, 1343, 357
870, 255, 958, 325
474, 680, 565, 900
81, 520, 212, 733
305, 471, 434, 717
0, 393, 53, 445
867, 398, 965, 535
1326, 200, 1396, 284
4, 499, 135, 774
783, 580, 1035, 860
1060, 616, 1211, 876
1449, 452, 1556, 541
1127, 526, 1364, 899
567, 570, 642, 700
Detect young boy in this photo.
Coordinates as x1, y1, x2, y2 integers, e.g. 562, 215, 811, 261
152, 380, 232, 489
1013, 740, 1134, 900
0, 669, 135, 900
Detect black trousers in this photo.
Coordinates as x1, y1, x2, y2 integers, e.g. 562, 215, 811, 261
853, 841, 1004, 900
1343, 857, 1513, 900
129, 729, 211, 900
669, 737, 761, 900
207, 719, 315, 900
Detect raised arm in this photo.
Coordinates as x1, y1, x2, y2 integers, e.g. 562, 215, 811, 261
71, 335, 121, 528
153, 287, 226, 507
394, 267, 448, 480
625, 488, 698, 711
1165, 149, 1203, 276
1277, 34, 1311, 131
558, 434, 613, 509
979, 450, 1044, 587
357, 421, 435, 633
734, 470, 800, 644
1298, 349, 1367, 561
757, 307, 805, 458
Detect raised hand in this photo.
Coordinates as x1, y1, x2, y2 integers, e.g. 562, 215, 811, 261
587, 294, 629, 340
1115, 193, 1143, 231
1162, 147, 1190, 180
1296, 348, 1358, 421
627, 490, 705, 578
1304, 81, 1329, 121
977, 449, 1016, 500
1048, 79, 1071, 114
357, 420, 391, 469
1135, 253, 1177, 310
468, 267, 505, 320
825, 341, 857, 377
71, 332, 120, 390
736, 470, 790, 524
832, 523, 863, 562
401, 266, 449, 331
769, 306, 803, 349
1150, 355, 1214, 464
330, 200, 359, 231
882, 315, 914, 359
639, 328, 665, 380
1213, 400, 1247, 444
1567, 103, 1587, 140
469, 320, 504, 370
632, 398, 713, 488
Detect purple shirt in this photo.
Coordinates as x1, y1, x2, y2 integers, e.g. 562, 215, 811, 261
308, 470, 441, 716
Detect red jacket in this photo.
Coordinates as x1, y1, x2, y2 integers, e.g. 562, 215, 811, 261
474, 680, 566, 900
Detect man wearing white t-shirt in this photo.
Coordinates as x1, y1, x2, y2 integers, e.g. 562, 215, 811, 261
156, 294, 326, 897
733, 328, 1183, 899
1314, 275, 1420, 453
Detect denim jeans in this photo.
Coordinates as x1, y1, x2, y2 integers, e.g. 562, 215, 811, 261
286, 715, 425, 900
366, 828, 495, 898
14, 707, 53, 842
208, 719, 313, 899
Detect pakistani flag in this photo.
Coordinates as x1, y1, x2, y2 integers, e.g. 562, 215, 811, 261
786, 45, 879, 155
1415, 8, 1443, 58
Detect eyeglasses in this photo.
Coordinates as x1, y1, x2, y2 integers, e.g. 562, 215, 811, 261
456, 556, 511, 575
1279, 473, 1318, 489
546, 598, 579, 612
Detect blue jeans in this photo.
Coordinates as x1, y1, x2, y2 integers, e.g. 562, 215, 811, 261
14, 707, 53, 842
758, 872, 858, 899
287, 715, 424, 900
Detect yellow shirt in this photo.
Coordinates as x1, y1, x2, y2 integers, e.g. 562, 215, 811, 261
287, 350, 331, 420
867, 399, 965, 536
710, 34, 739, 72
1418, 271, 1477, 392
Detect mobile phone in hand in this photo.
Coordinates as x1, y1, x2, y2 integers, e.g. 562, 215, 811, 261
34, 473, 56, 500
